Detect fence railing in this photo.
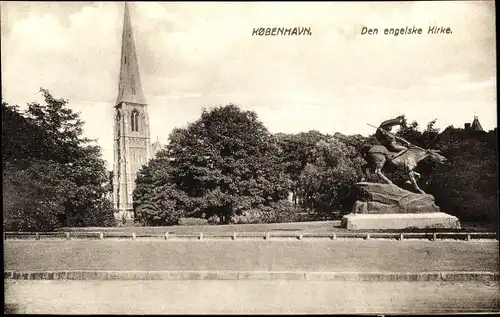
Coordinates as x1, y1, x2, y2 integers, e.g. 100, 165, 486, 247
3, 231, 498, 241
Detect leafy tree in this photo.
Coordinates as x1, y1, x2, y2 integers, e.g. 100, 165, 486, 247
298, 137, 365, 219
134, 104, 289, 225
276, 131, 330, 206
396, 116, 422, 146
2, 89, 116, 231
3, 160, 68, 231
133, 149, 189, 225
426, 127, 497, 224
420, 119, 441, 148
62, 144, 116, 227
2, 103, 48, 164
333, 132, 375, 153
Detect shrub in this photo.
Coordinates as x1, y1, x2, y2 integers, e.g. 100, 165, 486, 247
207, 215, 221, 225
177, 217, 209, 226
231, 200, 302, 224
267, 200, 303, 223
232, 209, 268, 224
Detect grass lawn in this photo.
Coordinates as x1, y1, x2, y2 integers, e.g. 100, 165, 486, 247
5, 240, 498, 273
59, 221, 341, 234
55, 220, 496, 234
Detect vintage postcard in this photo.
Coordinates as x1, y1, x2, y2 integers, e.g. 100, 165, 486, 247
2, 1, 497, 314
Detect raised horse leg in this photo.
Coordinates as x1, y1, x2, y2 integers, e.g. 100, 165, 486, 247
408, 171, 425, 194
375, 168, 393, 184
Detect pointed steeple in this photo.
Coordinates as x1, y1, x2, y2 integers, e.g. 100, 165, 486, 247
471, 116, 484, 132
116, 2, 146, 105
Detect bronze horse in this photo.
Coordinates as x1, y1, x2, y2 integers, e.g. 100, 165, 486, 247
360, 144, 447, 194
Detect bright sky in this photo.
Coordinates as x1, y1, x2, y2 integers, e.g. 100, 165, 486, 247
1, 1, 496, 170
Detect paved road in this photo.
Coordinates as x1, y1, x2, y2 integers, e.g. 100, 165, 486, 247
5, 240, 498, 272
5, 280, 499, 314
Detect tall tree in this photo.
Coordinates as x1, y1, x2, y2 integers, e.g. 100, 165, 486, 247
276, 131, 329, 206
134, 104, 289, 225
2, 89, 116, 231
426, 126, 497, 224
2, 102, 49, 165
298, 137, 365, 219
3, 160, 68, 231
133, 149, 190, 226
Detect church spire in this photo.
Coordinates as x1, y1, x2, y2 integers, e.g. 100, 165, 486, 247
471, 115, 484, 132
116, 2, 146, 105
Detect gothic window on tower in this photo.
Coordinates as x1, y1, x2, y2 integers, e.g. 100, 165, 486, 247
131, 76, 136, 95
131, 110, 140, 132
124, 57, 127, 64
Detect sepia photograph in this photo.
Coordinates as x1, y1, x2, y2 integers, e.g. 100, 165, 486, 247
2, 0, 498, 314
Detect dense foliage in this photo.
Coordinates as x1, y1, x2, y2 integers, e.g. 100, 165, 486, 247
136, 108, 497, 226
4, 91, 496, 229
2, 89, 116, 231
297, 137, 365, 219
427, 127, 497, 223
275, 131, 330, 206
134, 105, 290, 225
394, 117, 498, 224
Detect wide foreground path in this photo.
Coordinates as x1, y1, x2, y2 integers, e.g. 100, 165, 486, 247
5, 240, 498, 272
5, 280, 499, 314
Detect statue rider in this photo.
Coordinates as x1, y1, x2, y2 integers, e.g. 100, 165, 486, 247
375, 115, 411, 158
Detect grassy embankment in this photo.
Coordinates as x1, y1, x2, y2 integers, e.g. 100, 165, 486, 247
56, 220, 495, 234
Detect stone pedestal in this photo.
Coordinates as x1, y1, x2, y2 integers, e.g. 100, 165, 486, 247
350, 182, 440, 214
342, 212, 461, 230
341, 182, 461, 230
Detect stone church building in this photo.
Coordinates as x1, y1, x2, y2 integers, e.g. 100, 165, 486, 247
112, 3, 162, 221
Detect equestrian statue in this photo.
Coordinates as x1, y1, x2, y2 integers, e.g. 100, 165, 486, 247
360, 116, 447, 194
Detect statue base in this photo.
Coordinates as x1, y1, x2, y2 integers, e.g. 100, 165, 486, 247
349, 182, 441, 214
340, 182, 461, 230
341, 212, 461, 230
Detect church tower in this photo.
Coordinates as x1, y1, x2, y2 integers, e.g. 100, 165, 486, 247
113, 2, 152, 220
